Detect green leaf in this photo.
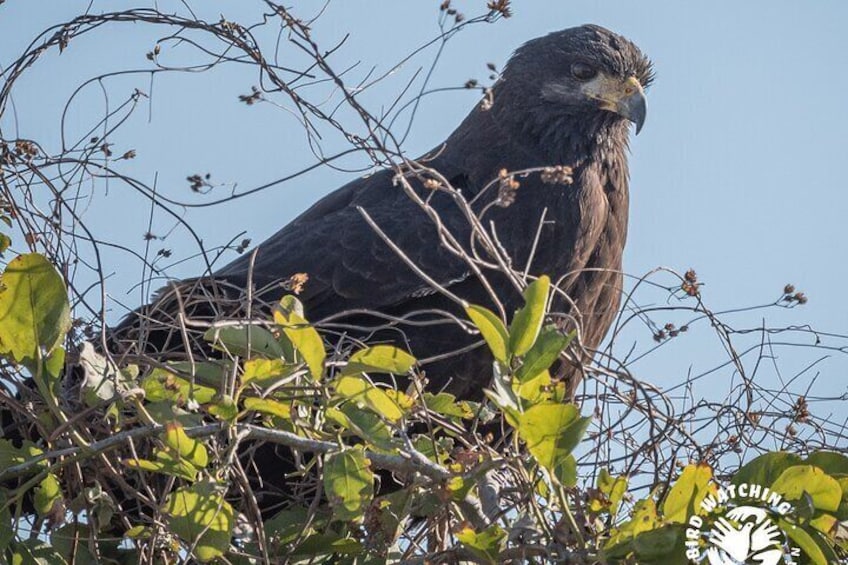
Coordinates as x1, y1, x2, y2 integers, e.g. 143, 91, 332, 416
203, 324, 284, 359
335, 375, 406, 423
372, 489, 413, 546
330, 404, 396, 451
423, 392, 476, 420
144, 400, 204, 428
264, 507, 312, 545
605, 499, 660, 552
805, 451, 848, 477
162, 482, 234, 562
0, 233, 11, 255
324, 447, 374, 522
242, 358, 291, 387
411, 434, 453, 465
207, 395, 238, 422
662, 463, 715, 523
465, 304, 509, 364
142, 367, 218, 405
731, 451, 803, 488
33, 473, 62, 518
274, 296, 325, 381
771, 465, 842, 512
8, 539, 66, 564
162, 422, 208, 469
517, 402, 590, 487
515, 368, 551, 403
243, 397, 291, 420
590, 468, 628, 515
455, 524, 506, 564
0, 253, 70, 365
290, 534, 362, 556
344, 345, 416, 375
631, 525, 687, 565
809, 513, 838, 536
124, 453, 198, 482
0, 439, 46, 476
836, 477, 848, 521
778, 519, 829, 565
508, 275, 550, 356
515, 326, 573, 383
51, 522, 118, 565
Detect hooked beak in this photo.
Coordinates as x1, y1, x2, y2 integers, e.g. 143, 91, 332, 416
583, 75, 648, 134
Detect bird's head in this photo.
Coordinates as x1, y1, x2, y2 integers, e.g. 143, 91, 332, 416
496, 25, 653, 151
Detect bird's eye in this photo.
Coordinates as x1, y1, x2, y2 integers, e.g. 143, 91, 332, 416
571, 62, 597, 81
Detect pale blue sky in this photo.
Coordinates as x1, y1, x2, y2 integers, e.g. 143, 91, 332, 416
2, 1, 846, 443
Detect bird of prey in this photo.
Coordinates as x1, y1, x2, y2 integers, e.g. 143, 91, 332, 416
112, 24, 651, 401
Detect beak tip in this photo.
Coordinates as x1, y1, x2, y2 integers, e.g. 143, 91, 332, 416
627, 96, 647, 136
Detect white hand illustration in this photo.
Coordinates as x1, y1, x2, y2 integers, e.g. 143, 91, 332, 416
709, 517, 754, 563
751, 548, 783, 565
725, 505, 768, 523
749, 518, 782, 551
706, 546, 734, 565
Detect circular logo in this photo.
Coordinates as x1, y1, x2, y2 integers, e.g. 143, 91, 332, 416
685, 483, 801, 564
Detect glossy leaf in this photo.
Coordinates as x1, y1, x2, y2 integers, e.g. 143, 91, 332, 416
330, 404, 395, 451
203, 324, 284, 358
423, 392, 476, 420
242, 358, 290, 387
605, 499, 660, 552
243, 397, 291, 420
142, 367, 217, 405
731, 451, 803, 488
771, 465, 842, 512
207, 395, 238, 422
335, 375, 405, 423
33, 473, 62, 518
662, 463, 715, 523
805, 451, 848, 477
515, 326, 573, 383
631, 525, 687, 565
324, 447, 374, 522
508, 275, 550, 356
162, 422, 208, 469
517, 402, 590, 487
274, 296, 325, 381
124, 452, 198, 482
162, 483, 234, 562
0, 253, 70, 365
290, 534, 362, 557
778, 519, 829, 565
0, 439, 46, 476
456, 524, 506, 564
591, 468, 628, 515
515, 368, 551, 403
344, 345, 416, 375
465, 304, 509, 364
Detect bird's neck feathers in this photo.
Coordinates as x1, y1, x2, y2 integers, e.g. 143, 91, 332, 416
444, 95, 632, 197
